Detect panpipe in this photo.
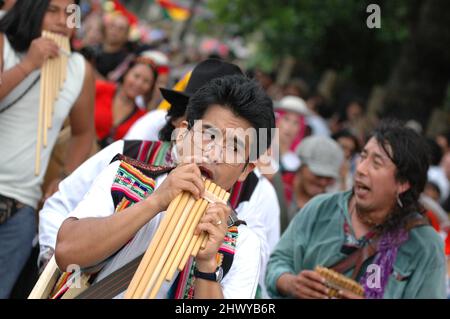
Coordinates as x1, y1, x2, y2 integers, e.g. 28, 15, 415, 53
35, 31, 71, 176
28, 256, 90, 299
125, 179, 230, 299
315, 266, 365, 298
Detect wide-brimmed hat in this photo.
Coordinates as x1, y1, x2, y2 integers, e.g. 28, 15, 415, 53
274, 95, 310, 116
160, 59, 243, 109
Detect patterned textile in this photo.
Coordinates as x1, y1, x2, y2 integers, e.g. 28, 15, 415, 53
111, 161, 156, 208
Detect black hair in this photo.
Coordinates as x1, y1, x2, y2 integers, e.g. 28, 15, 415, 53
371, 119, 429, 233
425, 138, 443, 166
158, 102, 186, 142
332, 129, 360, 155
0, 0, 80, 52
185, 74, 275, 159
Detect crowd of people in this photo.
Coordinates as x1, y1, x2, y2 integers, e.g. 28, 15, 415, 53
0, 0, 449, 299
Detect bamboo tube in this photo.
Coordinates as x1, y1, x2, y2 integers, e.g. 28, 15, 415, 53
124, 192, 184, 298
131, 192, 191, 298
164, 182, 217, 281
177, 183, 218, 272
167, 184, 217, 279
190, 185, 225, 257
162, 198, 205, 283
140, 194, 197, 298
28, 256, 61, 299
36, 31, 70, 175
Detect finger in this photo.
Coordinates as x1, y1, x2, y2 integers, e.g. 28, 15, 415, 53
298, 275, 329, 296
197, 222, 225, 239
204, 206, 227, 226
207, 203, 231, 220
199, 213, 217, 225
179, 173, 204, 199
302, 270, 327, 285
178, 180, 201, 200
186, 172, 205, 197
297, 285, 329, 299
45, 46, 60, 59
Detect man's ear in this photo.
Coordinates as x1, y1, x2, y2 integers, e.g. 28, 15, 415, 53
237, 162, 256, 182
175, 121, 189, 140
397, 180, 411, 196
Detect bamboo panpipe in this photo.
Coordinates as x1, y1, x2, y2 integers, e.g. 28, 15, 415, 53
28, 256, 61, 299
35, 31, 70, 176
125, 180, 229, 299
314, 266, 365, 298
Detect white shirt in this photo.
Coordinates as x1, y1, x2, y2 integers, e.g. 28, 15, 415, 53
306, 114, 330, 136
67, 161, 261, 298
280, 152, 300, 172
39, 140, 280, 298
428, 166, 449, 203
124, 109, 168, 141
235, 169, 280, 298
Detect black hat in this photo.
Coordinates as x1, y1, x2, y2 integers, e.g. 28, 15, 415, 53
160, 59, 243, 110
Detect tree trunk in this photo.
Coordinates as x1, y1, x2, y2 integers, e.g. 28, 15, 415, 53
382, 0, 450, 128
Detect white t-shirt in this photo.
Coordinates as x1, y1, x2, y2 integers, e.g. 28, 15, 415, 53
124, 109, 168, 141
66, 161, 261, 298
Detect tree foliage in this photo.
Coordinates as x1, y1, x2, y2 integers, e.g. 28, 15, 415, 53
204, 0, 415, 85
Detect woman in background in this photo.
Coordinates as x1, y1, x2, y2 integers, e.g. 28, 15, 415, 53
94, 55, 157, 148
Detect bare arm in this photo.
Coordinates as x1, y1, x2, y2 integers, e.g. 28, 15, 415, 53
55, 163, 205, 271
64, 60, 95, 174
55, 195, 161, 271
0, 34, 58, 99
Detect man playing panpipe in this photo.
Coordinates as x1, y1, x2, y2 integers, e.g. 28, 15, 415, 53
0, 0, 95, 298
266, 120, 447, 299
39, 59, 280, 298
55, 74, 276, 298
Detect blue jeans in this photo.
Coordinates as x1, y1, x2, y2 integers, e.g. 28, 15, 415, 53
0, 205, 36, 299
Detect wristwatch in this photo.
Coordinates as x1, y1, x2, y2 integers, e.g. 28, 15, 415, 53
194, 266, 223, 282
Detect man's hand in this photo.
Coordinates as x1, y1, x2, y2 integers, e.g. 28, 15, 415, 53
149, 163, 205, 212
279, 271, 330, 299
195, 202, 230, 271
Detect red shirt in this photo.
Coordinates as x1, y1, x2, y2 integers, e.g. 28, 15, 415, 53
94, 80, 146, 143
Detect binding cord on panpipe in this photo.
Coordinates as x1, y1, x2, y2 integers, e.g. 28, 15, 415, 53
35, 31, 71, 176
125, 179, 230, 299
